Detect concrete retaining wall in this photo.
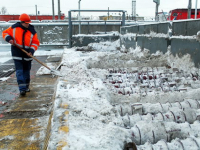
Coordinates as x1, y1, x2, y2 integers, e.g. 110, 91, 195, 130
171, 38, 200, 66
0, 23, 69, 45
120, 26, 138, 35
120, 35, 137, 49
120, 19, 200, 67
172, 20, 200, 36
72, 35, 119, 47
121, 22, 169, 35
0, 23, 121, 45
72, 24, 121, 35
137, 36, 169, 54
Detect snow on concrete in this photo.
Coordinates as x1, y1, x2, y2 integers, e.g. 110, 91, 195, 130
0, 51, 12, 64
36, 63, 57, 75
0, 77, 10, 82
0, 57, 11, 64
74, 31, 120, 37
1, 32, 200, 149
44, 39, 200, 150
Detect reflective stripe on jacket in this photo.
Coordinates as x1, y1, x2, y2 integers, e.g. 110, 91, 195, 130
2, 22, 40, 61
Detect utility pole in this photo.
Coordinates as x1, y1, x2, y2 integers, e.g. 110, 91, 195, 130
78, 0, 81, 34
132, 0, 136, 20
195, 0, 198, 19
52, 0, 55, 20
188, 0, 192, 19
35, 5, 38, 20
153, 0, 160, 21
58, 0, 61, 20
155, 3, 159, 21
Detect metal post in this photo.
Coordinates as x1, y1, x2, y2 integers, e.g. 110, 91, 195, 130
108, 7, 110, 20
78, 0, 81, 34
195, 0, 198, 19
153, 0, 160, 21
52, 0, 55, 20
155, 3, 159, 21
132, 0, 136, 21
58, 0, 61, 20
122, 11, 125, 26
188, 0, 192, 19
68, 11, 72, 48
87, 21, 89, 34
104, 21, 107, 34
35, 5, 38, 20
132, 0, 133, 20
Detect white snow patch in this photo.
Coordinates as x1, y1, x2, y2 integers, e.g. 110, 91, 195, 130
0, 77, 10, 81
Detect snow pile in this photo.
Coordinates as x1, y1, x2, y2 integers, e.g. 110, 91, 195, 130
47, 39, 200, 150
48, 49, 132, 149
87, 39, 120, 52
36, 63, 57, 75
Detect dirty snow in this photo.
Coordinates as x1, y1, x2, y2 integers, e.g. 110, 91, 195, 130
36, 63, 57, 75
1, 33, 200, 149
40, 39, 200, 150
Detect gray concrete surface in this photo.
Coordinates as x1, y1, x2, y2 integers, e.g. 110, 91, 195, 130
0, 55, 60, 149
72, 35, 120, 47
0, 23, 121, 46
120, 19, 200, 67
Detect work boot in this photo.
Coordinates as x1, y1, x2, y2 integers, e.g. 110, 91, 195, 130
26, 88, 30, 92
20, 91, 26, 96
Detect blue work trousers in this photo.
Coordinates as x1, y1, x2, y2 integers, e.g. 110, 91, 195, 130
14, 60, 32, 92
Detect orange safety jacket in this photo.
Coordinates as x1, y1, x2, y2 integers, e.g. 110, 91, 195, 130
2, 22, 40, 61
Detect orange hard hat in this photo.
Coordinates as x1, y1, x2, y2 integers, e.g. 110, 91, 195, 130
19, 13, 31, 23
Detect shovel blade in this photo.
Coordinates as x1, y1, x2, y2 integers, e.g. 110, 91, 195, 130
50, 69, 62, 77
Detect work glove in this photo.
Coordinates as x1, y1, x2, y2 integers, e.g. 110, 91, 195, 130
27, 48, 35, 55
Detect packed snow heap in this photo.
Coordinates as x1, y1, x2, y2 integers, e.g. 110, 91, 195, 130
46, 39, 200, 150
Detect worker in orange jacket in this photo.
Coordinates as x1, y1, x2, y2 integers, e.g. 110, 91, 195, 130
2, 13, 40, 96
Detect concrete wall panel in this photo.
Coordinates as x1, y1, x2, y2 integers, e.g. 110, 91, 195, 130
137, 36, 169, 54
186, 20, 200, 36
72, 35, 119, 47
173, 21, 187, 36
0, 25, 11, 44
171, 38, 200, 67
132, 26, 139, 34
143, 24, 158, 34
157, 23, 169, 34
0, 23, 121, 45
139, 25, 145, 34
72, 24, 120, 35
150, 24, 158, 33
120, 27, 126, 35
172, 20, 200, 36
144, 25, 151, 34
35, 25, 68, 44
120, 35, 137, 50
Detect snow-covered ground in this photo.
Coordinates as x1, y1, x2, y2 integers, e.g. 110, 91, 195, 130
1, 39, 200, 149
1, 38, 200, 149
0, 49, 64, 81
42, 40, 200, 150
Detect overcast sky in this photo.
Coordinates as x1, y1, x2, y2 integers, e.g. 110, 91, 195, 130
0, 0, 198, 17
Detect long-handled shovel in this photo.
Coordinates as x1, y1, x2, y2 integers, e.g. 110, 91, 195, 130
15, 45, 62, 77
